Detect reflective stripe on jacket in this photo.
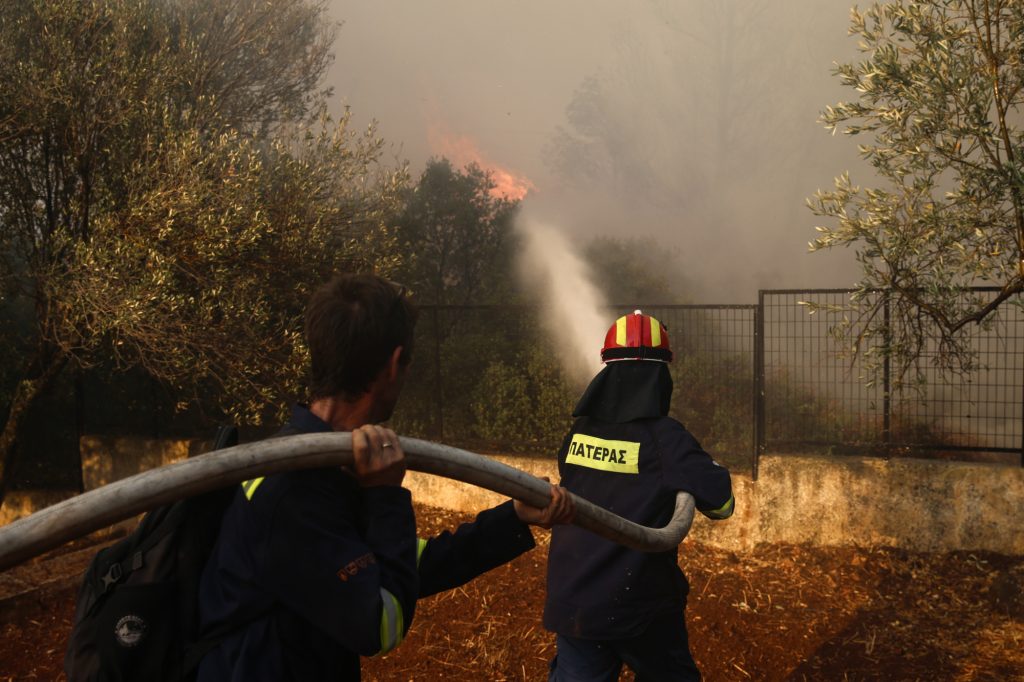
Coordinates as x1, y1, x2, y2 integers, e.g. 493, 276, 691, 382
198, 404, 535, 682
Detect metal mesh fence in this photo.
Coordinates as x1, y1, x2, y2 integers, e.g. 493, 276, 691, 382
60, 290, 1021, 491
396, 304, 758, 476
612, 305, 756, 474
392, 305, 576, 457
401, 293, 1023, 476
760, 289, 1023, 463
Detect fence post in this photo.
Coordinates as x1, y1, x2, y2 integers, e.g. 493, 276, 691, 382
432, 306, 444, 441
753, 291, 765, 481
883, 290, 891, 452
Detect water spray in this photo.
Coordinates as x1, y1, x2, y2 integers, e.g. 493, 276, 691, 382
516, 216, 608, 386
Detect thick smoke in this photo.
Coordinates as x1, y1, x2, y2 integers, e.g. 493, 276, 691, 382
325, 1, 868, 304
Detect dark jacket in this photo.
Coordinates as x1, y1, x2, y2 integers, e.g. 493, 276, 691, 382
197, 405, 535, 681
544, 363, 734, 640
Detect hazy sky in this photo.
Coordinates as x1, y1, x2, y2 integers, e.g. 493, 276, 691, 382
325, 1, 872, 303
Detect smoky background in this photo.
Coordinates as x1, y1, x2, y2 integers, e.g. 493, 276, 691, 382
322, 0, 1021, 464
325, 0, 870, 303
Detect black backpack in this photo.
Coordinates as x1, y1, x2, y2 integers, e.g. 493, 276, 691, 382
64, 425, 249, 682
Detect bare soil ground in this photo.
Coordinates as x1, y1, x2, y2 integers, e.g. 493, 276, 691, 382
1, 504, 1022, 682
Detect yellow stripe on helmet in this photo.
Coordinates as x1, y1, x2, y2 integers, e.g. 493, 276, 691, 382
615, 316, 627, 346
650, 317, 662, 347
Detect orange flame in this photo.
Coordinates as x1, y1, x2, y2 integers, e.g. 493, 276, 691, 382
428, 125, 536, 201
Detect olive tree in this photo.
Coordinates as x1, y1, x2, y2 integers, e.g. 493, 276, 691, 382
808, 1, 1024, 386
0, 0, 406, 503
581, 236, 687, 304
394, 158, 519, 307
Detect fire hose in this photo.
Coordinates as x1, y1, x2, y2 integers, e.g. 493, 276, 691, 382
0, 433, 695, 572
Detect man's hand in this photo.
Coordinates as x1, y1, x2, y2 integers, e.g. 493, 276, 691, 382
351, 425, 407, 487
514, 478, 575, 529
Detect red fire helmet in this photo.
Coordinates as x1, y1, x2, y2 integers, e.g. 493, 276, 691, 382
600, 310, 673, 363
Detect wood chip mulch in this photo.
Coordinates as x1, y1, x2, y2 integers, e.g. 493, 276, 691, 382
1, 505, 1021, 681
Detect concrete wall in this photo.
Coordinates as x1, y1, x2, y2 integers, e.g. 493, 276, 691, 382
0, 490, 77, 527
79, 434, 205, 492
3, 439, 1022, 556
0, 435, 204, 526
403, 453, 1024, 555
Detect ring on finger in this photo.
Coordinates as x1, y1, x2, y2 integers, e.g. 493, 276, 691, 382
382, 442, 393, 449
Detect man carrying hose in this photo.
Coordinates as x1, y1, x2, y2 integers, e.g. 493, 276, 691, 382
545, 310, 734, 681
197, 273, 573, 681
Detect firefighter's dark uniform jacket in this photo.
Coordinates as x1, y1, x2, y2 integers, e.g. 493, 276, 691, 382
197, 405, 535, 681
544, 362, 734, 640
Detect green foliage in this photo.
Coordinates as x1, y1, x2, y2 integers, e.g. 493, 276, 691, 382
808, 0, 1024, 388
470, 362, 531, 443
387, 159, 538, 451
670, 351, 752, 468
391, 307, 575, 456
469, 348, 576, 455
53, 114, 405, 425
0, 0, 406, 451
394, 158, 519, 306
582, 236, 689, 304
166, 0, 336, 133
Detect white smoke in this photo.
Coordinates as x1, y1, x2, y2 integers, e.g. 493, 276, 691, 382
515, 213, 608, 387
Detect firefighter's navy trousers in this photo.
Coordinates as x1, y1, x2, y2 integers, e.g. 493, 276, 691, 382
547, 608, 701, 682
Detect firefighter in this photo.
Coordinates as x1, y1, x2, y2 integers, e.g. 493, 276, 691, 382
196, 273, 574, 681
545, 310, 734, 681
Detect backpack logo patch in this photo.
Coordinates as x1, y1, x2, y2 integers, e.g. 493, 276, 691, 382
114, 615, 147, 648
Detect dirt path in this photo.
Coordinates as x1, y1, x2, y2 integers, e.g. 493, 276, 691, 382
1, 505, 1021, 681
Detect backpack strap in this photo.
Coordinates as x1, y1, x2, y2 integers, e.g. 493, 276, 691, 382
96, 504, 183, 594
212, 424, 239, 450
97, 426, 241, 595
182, 423, 263, 675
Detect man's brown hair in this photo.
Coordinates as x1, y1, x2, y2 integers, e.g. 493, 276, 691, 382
304, 274, 417, 400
